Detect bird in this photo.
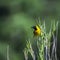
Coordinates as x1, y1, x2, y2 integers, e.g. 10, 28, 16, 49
32, 25, 41, 36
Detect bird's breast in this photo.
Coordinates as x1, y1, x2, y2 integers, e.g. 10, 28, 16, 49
34, 29, 41, 35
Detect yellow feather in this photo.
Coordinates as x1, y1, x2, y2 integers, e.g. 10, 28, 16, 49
32, 25, 41, 36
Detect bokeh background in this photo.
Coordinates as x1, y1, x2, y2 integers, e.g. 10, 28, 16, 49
0, 0, 60, 60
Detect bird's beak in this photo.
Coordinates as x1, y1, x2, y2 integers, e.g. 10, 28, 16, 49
31, 26, 36, 29
31, 26, 35, 28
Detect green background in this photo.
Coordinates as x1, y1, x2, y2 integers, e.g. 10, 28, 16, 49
0, 0, 60, 60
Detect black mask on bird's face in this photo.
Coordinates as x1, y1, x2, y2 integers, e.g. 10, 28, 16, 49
32, 26, 37, 30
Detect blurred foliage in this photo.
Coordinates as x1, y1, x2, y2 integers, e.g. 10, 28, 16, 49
0, 0, 60, 60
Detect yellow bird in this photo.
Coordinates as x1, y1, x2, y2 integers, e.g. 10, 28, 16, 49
32, 25, 41, 36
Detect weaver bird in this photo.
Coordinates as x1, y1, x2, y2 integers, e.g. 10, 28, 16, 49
32, 25, 41, 36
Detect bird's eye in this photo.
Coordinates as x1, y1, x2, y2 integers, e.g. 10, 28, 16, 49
32, 26, 37, 30
34, 26, 37, 30
35, 27, 37, 30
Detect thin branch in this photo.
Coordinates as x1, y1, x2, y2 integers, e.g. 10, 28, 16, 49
7, 45, 10, 60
